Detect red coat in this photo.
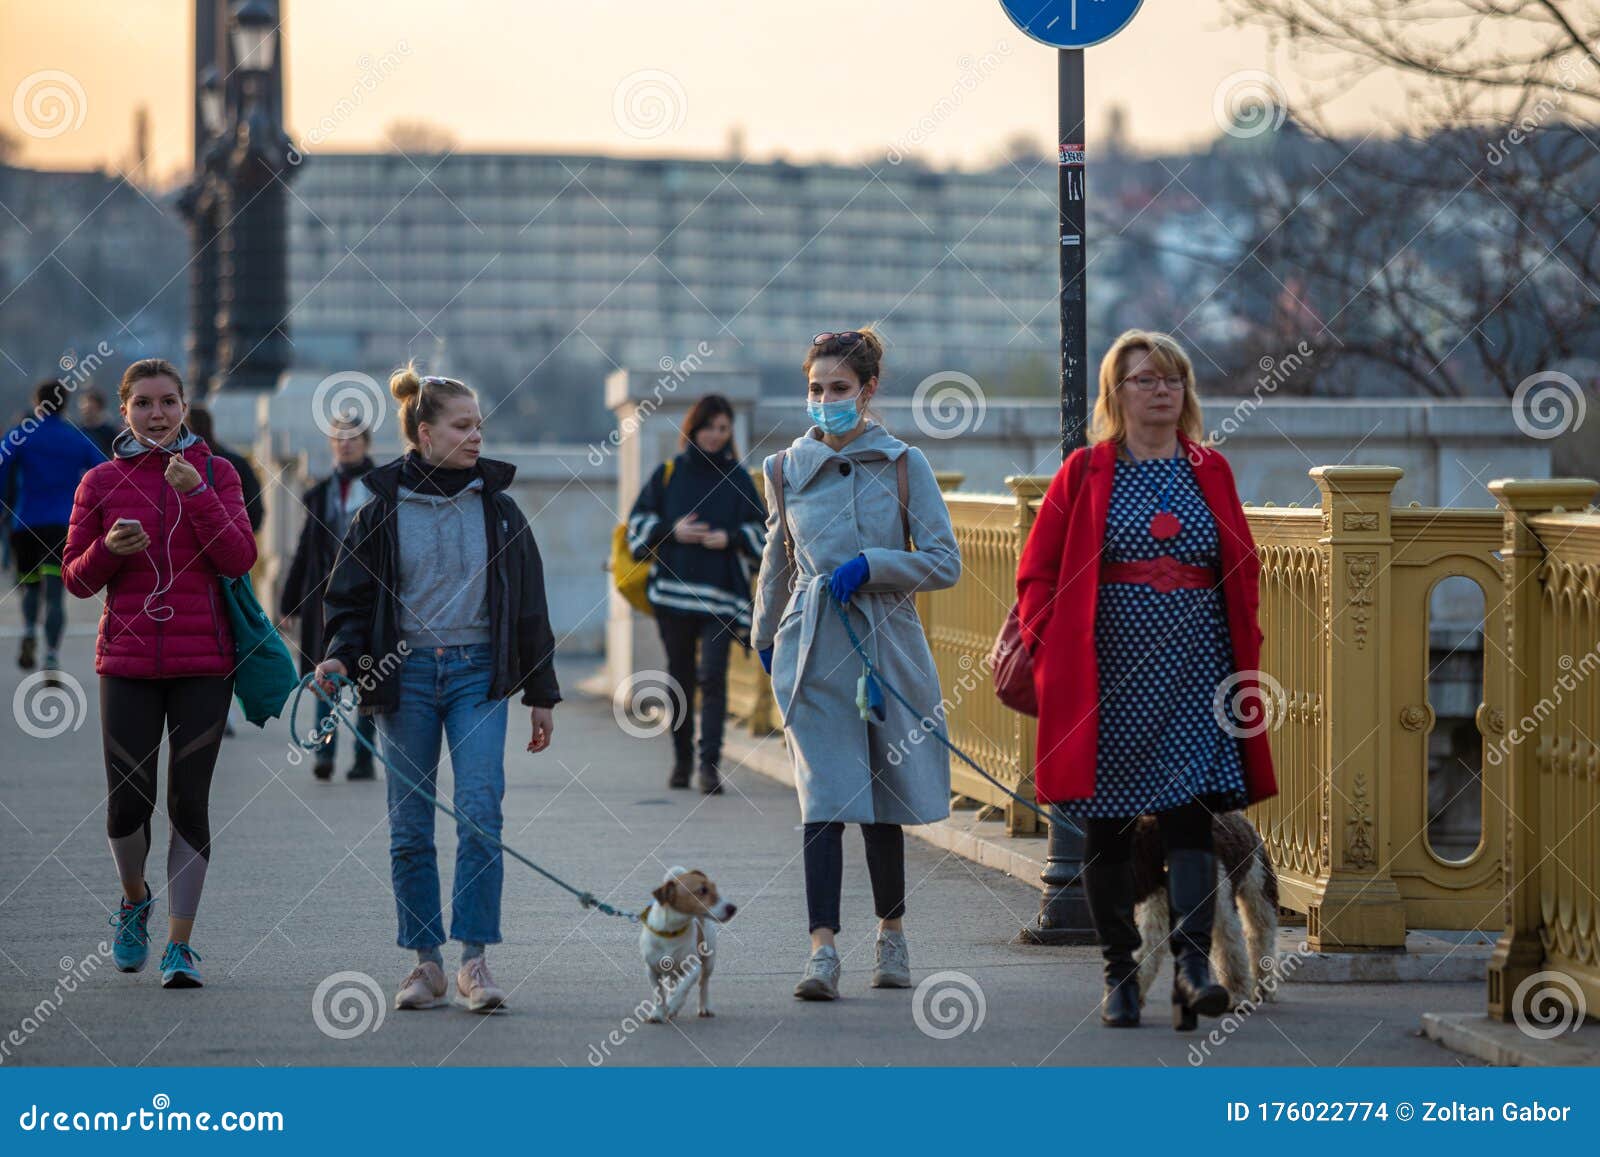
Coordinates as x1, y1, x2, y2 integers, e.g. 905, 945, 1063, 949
63, 441, 257, 679
1015, 432, 1277, 805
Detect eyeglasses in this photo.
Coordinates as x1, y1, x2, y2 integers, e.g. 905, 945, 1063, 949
812, 331, 864, 349
1120, 373, 1187, 392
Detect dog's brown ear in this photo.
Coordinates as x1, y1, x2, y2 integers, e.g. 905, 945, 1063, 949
652, 879, 677, 906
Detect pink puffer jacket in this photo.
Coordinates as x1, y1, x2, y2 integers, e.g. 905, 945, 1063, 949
63, 438, 258, 679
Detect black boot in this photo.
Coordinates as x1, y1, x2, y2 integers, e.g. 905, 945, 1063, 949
696, 763, 723, 795
1082, 858, 1142, 1027
1166, 848, 1230, 1031
668, 759, 692, 789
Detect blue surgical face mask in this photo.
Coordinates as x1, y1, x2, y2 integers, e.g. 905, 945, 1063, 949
807, 395, 860, 435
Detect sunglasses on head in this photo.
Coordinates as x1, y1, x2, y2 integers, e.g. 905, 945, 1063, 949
811, 331, 865, 349
421, 374, 464, 387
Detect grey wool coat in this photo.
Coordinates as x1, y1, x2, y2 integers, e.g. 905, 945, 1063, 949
752, 422, 962, 825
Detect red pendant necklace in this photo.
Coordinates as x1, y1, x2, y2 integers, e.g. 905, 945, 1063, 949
1144, 444, 1182, 540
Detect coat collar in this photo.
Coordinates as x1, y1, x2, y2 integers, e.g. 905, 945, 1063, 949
782, 420, 908, 492
362, 453, 516, 502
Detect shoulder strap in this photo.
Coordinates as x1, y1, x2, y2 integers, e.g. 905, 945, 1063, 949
897, 453, 912, 551
768, 451, 793, 567
205, 454, 215, 487
663, 458, 675, 485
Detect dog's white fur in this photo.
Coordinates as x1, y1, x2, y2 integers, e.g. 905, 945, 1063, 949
640, 865, 737, 1023
1134, 834, 1281, 1009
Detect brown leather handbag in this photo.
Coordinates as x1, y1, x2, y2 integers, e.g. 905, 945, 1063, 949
989, 602, 1037, 716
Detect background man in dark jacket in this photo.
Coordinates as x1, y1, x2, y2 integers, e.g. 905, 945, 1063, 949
186, 405, 265, 533
279, 417, 378, 780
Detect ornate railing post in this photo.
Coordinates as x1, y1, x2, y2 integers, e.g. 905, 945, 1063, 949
1307, 466, 1408, 950
1485, 478, 1600, 1020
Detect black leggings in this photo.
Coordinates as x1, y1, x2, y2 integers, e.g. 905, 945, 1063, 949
101, 675, 233, 920
802, 822, 906, 933
1081, 798, 1215, 865
655, 609, 733, 770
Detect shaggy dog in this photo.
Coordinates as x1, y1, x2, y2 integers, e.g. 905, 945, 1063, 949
1131, 812, 1280, 1009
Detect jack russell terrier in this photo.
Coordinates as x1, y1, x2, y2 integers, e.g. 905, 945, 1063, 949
640, 866, 737, 1023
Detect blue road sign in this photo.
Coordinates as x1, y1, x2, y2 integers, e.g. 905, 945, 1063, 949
999, 0, 1145, 49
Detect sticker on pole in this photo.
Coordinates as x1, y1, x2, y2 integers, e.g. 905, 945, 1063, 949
999, 0, 1146, 49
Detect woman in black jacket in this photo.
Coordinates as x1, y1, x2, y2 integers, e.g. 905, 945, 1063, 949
315, 366, 560, 1014
279, 415, 377, 780
625, 394, 765, 793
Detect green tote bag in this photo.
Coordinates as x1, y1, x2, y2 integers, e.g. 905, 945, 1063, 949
206, 456, 299, 725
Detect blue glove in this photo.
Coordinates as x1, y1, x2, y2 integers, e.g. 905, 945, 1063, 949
829, 553, 871, 604
758, 646, 773, 674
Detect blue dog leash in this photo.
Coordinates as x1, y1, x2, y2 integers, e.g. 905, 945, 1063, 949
287, 674, 641, 924
827, 592, 1085, 837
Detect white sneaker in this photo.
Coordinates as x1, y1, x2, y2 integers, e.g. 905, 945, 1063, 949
457, 956, 506, 1013
394, 961, 447, 1010
871, 930, 912, 988
794, 944, 841, 1001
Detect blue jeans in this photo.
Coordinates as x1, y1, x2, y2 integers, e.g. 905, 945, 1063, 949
378, 643, 508, 949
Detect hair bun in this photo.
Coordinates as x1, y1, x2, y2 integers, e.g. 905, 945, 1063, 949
855, 326, 886, 359
389, 364, 421, 403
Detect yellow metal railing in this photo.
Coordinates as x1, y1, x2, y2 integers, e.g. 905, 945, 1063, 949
1487, 479, 1600, 1025
1245, 468, 1509, 951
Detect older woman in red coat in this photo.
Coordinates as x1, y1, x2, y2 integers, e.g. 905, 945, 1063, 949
1015, 330, 1277, 1032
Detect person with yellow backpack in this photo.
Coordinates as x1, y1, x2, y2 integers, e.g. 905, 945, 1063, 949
621, 395, 766, 792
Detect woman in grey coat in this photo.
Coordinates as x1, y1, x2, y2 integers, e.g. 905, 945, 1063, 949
752, 328, 961, 1000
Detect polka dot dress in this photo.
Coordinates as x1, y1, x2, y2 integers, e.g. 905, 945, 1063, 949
1060, 449, 1249, 819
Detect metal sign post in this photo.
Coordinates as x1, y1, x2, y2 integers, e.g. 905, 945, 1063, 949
998, 0, 1148, 946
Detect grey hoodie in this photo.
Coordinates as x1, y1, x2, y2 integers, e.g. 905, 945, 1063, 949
394, 478, 492, 649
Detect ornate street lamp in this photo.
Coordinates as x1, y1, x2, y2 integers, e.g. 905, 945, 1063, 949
177, 65, 227, 391
214, 0, 296, 393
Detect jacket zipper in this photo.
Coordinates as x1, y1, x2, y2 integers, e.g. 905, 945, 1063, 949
151, 476, 166, 676
209, 583, 225, 651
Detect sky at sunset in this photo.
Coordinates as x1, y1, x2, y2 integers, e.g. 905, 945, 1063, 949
2, 1, 1408, 183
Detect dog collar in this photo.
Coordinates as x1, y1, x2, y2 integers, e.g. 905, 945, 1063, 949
640, 907, 691, 938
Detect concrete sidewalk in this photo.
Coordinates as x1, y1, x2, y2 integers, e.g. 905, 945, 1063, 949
0, 634, 1483, 1066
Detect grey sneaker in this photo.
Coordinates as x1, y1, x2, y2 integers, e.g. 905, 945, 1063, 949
794, 944, 841, 1001
870, 930, 912, 988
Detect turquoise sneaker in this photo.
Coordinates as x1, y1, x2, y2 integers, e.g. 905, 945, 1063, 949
159, 941, 203, 989
108, 889, 154, 973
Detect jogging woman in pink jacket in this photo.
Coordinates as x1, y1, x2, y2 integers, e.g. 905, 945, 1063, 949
62, 357, 257, 988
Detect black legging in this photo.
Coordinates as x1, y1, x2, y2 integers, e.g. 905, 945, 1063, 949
101, 675, 233, 920
655, 609, 733, 770
802, 821, 906, 933
1082, 798, 1215, 866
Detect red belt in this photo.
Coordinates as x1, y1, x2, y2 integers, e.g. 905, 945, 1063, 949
1100, 556, 1218, 593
